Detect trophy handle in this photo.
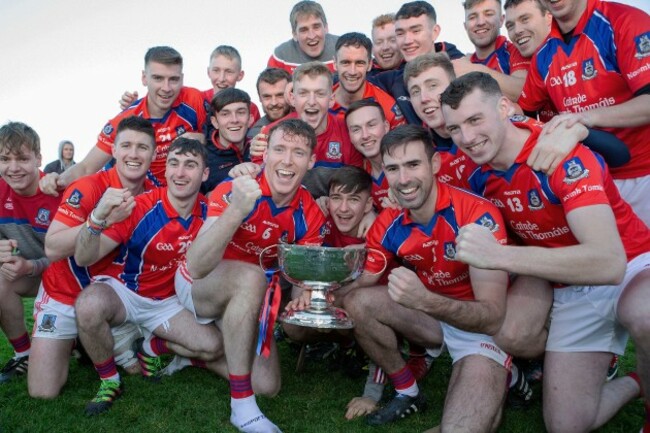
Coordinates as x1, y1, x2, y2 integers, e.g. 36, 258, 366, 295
365, 248, 388, 276
258, 244, 278, 273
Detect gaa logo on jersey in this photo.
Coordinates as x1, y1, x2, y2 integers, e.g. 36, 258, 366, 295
326, 141, 342, 160
66, 189, 83, 208
581, 58, 597, 80
38, 313, 57, 333
634, 32, 650, 59
527, 189, 544, 210
562, 157, 589, 184
476, 212, 499, 233
35, 208, 51, 226
102, 123, 114, 136
176, 125, 187, 136
443, 242, 456, 261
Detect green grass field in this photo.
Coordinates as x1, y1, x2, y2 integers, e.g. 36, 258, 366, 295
0, 299, 644, 433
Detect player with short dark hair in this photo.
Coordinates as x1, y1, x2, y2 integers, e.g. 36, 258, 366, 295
442, 71, 650, 433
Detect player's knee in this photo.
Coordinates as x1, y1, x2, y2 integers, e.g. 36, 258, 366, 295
254, 375, 281, 397
28, 379, 63, 399
75, 286, 107, 324
544, 406, 594, 433
342, 289, 375, 319
620, 308, 650, 341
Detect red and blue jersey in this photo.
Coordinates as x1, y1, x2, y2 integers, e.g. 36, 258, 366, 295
208, 172, 326, 267
466, 122, 649, 262
42, 168, 156, 305
470, 35, 530, 75
362, 160, 391, 210
101, 187, 208, 300
97, 87, 207, 185
365, 181, 508, 301
432, 130, 477, 190
0, 172, 61, 260
519, 0, 650, 179
330, 82, 405, 130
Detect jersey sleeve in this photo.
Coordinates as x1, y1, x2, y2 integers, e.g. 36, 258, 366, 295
102, 209, 136, 244
96, 117, 119, 155
207, 180, 234, 218
364, 211, 396, 274
518, 56, 552, 112
549, 147, 611, 214
609, 3, 650, 93
54, 179, 100, 227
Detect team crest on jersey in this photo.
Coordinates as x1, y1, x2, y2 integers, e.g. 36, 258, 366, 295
176, 125, 187, 136
38, 314, 57, 333
581, 58, 597, 80
66, 189, 83, 208
443, 242, 456, 261
509, 114, 527, 123
326, 142, 342, 160
634, 32, 650, 59
280, 231, 289, 243
476, 212, 499, 233
527, 189, 544, 210
392, 104, 403, 118
562, 157, 589, 184
35, 208, 51, 226
4, 198, 13, 210
102, 123, 114, 136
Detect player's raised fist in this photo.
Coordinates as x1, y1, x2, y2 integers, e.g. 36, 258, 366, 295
230, 175, 262, 217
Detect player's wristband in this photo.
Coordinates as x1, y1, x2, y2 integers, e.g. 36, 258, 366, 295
85, 219, 104, 236
89, 209, 108, 229
28, 259, 46, 277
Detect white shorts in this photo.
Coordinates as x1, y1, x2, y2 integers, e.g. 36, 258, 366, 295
32, 284, 143, 368
546, 252, 650, 354
615, 175, 650, 227
94, 276, 185, 333
174, 263, 215, 325
32, 284, 78, 340
440, 321, 512, 369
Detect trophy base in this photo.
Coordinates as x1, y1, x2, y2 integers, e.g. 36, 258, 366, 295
280, 306, 354, 329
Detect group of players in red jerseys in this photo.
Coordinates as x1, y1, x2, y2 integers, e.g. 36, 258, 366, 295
1, 0, 649, 432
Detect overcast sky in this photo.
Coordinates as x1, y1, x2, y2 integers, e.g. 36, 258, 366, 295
0, 0, 647, 165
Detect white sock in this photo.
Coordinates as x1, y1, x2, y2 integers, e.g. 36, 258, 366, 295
230, 396, 282, 433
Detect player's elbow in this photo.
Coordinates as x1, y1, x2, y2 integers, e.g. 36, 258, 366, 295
600, 253, 627, 285
73, 252, 94, 267
44, 244, 65, 263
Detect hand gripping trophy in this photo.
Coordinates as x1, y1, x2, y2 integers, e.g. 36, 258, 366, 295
261, 244, 385, 329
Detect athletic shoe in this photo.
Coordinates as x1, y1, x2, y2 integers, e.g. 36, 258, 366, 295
85, 379, 123, 416
366, 391, 427, 426
136, 339, 164, 382
507, 365, 534, 409
606, 355, 619, 381
0, 356, 28, 383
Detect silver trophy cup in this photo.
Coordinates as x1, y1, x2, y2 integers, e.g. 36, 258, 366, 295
270, 244, 367, 329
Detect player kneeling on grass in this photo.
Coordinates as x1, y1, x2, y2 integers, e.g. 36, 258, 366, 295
73, 138, 223, 416
0, 122, 61, 384
177, 119, 326, 433
29, 116, 158, 399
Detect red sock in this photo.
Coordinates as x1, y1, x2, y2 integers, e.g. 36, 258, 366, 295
190, 359, 207, 369
9, 333, 30, 356
388, 365, 417, 395
94, 357, 119, 381
230, 373, 254, 399
148, 336, 170, 356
